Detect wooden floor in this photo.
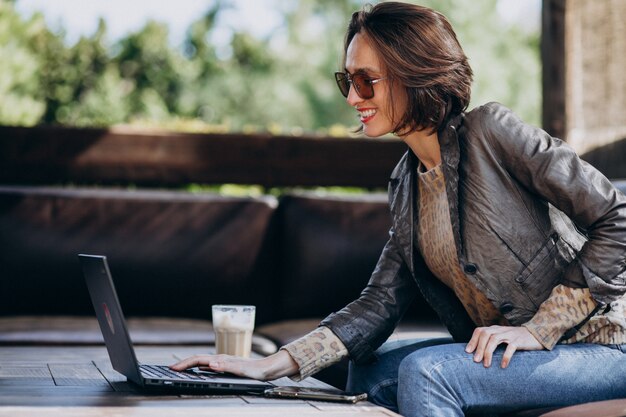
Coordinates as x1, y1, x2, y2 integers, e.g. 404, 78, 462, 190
0, 346, 400, 417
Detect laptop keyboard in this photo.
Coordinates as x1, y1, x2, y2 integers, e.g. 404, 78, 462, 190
140, 364, 217, 381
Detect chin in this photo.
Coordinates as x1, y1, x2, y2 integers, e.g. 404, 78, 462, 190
362, 125, 390, 138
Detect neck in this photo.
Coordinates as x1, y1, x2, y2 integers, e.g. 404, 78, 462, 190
401, 128, 441, 171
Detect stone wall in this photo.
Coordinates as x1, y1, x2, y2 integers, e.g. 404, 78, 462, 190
565, 0, 626, 155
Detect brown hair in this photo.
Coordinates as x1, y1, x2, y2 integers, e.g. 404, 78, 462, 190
344, 2, 473, 134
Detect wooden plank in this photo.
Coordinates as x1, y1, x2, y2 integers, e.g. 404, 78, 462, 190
0, 126, 406, 188
0, 347, 110, 363
310, 402, 398, 414
241, 395, 308, 405
0, 406, 398, 416
0, 346, 401, 415
0, 386, 122, 407
0, 366, 54, 386
48, 363, 111, 387
541, 0, 567, 139
0, 393, 230, 408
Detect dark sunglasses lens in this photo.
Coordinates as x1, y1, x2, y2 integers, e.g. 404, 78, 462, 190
335, 73, 349, 97
352, 74, 374, 99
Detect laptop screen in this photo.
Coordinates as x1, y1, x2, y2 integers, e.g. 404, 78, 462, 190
79, 254, 144, 386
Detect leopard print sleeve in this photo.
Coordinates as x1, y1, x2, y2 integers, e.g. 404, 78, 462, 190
522, 284, 597, 349
280, 326, 348, 381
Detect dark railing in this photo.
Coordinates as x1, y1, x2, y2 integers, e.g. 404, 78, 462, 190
1, 125, 623, 188
0, 125, 407, 189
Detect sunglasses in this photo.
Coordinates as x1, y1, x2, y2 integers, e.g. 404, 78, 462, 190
334, 72, 386, 99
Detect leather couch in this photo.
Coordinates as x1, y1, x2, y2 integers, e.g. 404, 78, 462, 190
0, 185, 444, 389
2, 181, 625, 416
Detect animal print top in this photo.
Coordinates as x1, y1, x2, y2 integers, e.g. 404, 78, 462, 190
416, 162, 509, 327
281, 326, 348, 381
524, 285, 626, 348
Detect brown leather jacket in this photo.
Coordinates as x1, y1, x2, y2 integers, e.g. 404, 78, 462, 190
321, 102, 626, 364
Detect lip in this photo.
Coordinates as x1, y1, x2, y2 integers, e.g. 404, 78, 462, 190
357, 107, 376, 124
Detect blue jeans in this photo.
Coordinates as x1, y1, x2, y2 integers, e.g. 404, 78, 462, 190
346, 338, 626, 417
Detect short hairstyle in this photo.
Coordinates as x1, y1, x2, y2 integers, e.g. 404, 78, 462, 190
343, 2, 473, 134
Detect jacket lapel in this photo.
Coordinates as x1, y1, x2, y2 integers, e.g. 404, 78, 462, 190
388, 150, 417, 275
439, 114, 464, 260
388, 114, 465, 276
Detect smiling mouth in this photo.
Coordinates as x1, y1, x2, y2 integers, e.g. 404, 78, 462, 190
358, 108, 377, 123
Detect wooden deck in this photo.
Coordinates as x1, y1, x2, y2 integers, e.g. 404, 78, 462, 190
0, 346, 400, 417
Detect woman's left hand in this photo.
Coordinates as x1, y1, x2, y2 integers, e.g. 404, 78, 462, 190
465, 326, 544, 368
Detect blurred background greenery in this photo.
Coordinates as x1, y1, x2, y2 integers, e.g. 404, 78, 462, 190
0, 0, 540, 134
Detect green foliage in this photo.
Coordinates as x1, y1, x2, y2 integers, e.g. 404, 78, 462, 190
0, 1, 46, 124
1, 0, 540, 129
422, 0, 542, 126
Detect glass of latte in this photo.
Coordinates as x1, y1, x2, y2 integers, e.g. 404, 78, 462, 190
211, 305, 256, 357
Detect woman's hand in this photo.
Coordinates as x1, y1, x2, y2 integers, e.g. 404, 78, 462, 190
169, 349, 299, 381
465, 326, 544, 369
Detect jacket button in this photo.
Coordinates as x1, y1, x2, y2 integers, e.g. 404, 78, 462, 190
499, 303, 514, 314
464, 263, 477, 275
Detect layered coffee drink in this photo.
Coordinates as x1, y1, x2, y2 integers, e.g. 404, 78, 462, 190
212, 305, 255, 357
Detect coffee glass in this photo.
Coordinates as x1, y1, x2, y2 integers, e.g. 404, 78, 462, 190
211, 305, 256, 357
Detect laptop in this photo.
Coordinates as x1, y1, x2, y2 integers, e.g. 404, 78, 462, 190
79, 253, 274, 394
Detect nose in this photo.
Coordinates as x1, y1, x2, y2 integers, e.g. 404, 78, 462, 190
346, 84, 362, 107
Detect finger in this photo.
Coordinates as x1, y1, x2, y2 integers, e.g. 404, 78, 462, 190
500, 343, 517, 368
473, 327, 493, 363
169, 355, 202, 370
465, 328, 481, 353
206, 356, 250, 377
169, 355, 214, 371
483, 333, 505, 368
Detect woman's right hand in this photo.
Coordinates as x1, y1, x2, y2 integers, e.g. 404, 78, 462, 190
169, 349, 299, 381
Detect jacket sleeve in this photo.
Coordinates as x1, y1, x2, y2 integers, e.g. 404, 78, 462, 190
319, 227, 418, 364
479, 102, 626, 305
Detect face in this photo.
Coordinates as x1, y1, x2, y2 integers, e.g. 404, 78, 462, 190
344, 32, 406, 137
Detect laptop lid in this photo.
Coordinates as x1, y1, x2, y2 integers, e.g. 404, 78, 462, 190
79, 254, 144, 386
79, 254, 273, 393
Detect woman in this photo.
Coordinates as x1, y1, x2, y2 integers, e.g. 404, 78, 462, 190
172, 3, 626, 416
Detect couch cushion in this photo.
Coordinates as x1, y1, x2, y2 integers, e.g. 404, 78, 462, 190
539, 399, 626, 417
277, 192, 439, 322
277, 193, 392, 319
0, 186, 279, 324
502, 399, 626, 417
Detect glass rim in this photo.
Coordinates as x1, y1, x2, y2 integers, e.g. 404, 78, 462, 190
334, 71, 377, 99
212, 304, 256, 310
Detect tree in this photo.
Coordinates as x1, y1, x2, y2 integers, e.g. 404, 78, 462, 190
417, 0, 541, 126
114, 21, 192, 120
0, 0, 46, 125
52, 19, 131, 126
0, 0, 540, 130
